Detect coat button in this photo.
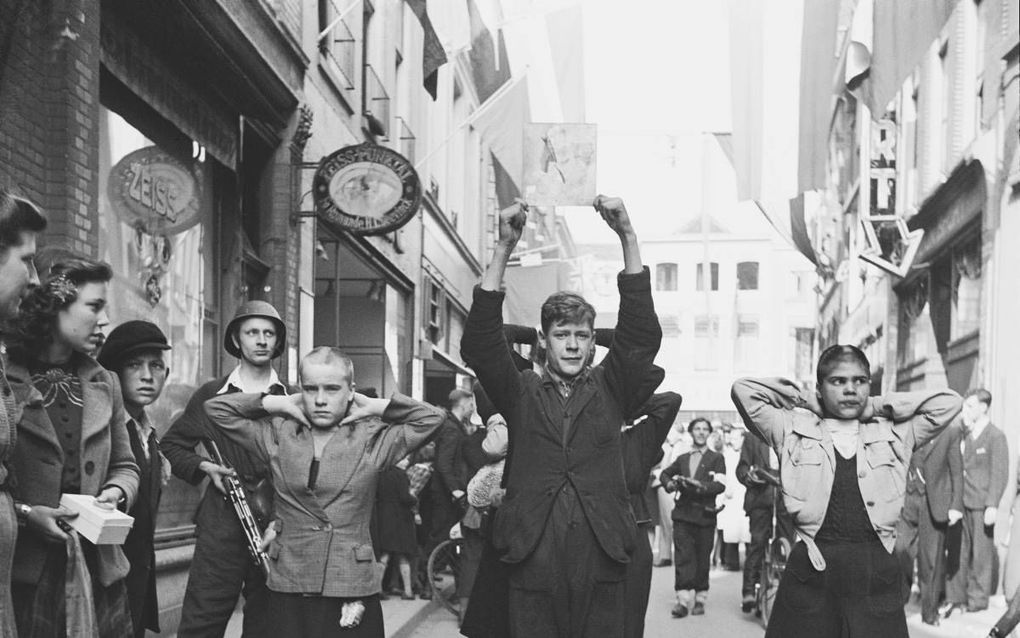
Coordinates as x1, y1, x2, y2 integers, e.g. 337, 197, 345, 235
866, 501, 875, 506
84, 461, 95, 475
858, 470, 867, 478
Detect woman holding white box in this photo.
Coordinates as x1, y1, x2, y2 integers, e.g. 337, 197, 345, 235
7, 248, 139, 638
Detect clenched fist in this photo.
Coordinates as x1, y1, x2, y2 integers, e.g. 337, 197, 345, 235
497, 199, 528, 248
592, 195, 634, 238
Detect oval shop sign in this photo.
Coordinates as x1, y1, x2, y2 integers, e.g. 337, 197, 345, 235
108, 146, 202, 234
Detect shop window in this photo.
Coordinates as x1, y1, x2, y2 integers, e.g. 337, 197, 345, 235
736, 261, 759, 290
950, 238, 981, 340
656, 263, 678, 291
98, 104, 216, 535
694, 315, 719, 370
695, 262, 719, 291
897, 275, 931, 369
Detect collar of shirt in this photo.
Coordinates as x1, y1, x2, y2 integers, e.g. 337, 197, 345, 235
541, 366, 590, 399
967, 416, 990, 441
217, 366, 285, 395
128, 410, 153, 460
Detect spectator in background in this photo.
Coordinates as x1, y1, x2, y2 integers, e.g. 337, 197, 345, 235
373, 456, 418, 601
96, 321, 173, 638
714, 424, 745, 572
0, 189, 46, 638
652, 420, 690, 567
736, 420, 793, 613
945, 389, 1009, 616
894, 418, 963, 627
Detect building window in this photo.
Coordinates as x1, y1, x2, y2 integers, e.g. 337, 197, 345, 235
318, 0, 357, 89
656, 263, 678, 291
938, 40, 951, 170
695, 262, 719, 291
694, 315, 719, 370
950, 237, 982, 340
734, 316, 760, 370
426, 278, 445, 344
736, 261, 759, 290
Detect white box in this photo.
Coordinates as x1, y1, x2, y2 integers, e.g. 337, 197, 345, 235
59, 494, 134, 545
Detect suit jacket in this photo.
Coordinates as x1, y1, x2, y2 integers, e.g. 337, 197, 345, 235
660, 448, 726, 527
123, 420, 163, 634
461, 268, 662, 565
962, 422, 1009, 510
907, 422, 963, 522
7, 352, 139, 586
431, 412, 470, 498
205, 392, 444, 597
736, 432, 776, 512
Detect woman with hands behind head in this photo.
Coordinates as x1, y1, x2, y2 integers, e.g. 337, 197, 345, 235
731, 345, 962, 638
203, 346, 444, 638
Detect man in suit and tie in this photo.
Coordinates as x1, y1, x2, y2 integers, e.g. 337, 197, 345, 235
894, 421, 964, 626
97, 320, 173, 638
946, 388, 1009, 614
161, 301, 290, 637
204, 346, 444, 637
660, 417, 726, 618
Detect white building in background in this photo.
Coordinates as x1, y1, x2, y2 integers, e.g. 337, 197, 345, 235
579, 206, 816, 425
577, 134, 817, 425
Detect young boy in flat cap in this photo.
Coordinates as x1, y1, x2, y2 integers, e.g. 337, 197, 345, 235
97, 320, 173, 638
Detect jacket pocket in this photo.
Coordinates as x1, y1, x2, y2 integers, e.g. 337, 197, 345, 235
354, 544, 375, 562
790, 440, 824, 466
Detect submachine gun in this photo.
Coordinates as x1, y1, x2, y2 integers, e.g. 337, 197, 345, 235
205, 440, 271, 578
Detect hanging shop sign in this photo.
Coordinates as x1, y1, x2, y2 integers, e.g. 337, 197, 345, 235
312, 143, 422, 236
859, 115, 923, 278
107, 146, 203, 235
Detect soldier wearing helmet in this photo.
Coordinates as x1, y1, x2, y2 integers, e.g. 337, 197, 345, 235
161, 301, 290, 638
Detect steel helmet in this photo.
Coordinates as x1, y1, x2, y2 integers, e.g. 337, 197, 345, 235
224, 300, 286, 359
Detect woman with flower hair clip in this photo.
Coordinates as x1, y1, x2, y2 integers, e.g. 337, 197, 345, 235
7, 247, 139, 637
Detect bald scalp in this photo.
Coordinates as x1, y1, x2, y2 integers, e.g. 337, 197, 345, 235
300, 346, 355, 384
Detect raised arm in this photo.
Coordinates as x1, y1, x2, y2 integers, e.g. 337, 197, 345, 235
626, 391, 683, 471
867, 388, 962, 449
351, 393, 445, 466
462, 203, 528, 418
597, 198, 662, 416
202, 392, 274, 463
731, 377, 806, 452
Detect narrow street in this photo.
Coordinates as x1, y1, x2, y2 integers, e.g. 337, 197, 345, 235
406, 564, 765, 638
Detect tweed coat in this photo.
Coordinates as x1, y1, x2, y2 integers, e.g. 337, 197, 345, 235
7, 351, 139, 586
460, 267, 662, 566
908, 422, 963, 522
204, 392, 444, 597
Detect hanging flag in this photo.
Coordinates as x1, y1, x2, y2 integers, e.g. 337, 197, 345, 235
545, 5, 586, 123
798, 0, 840, 193
466, 0, 511, 103
867, 0, 959, 115
406, 0, 448, 100
754, 194, 819, 266
471, 75, 530, 195
490, 152, 520, 211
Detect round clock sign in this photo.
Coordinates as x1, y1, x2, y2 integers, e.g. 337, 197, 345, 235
312, 143, 422, 236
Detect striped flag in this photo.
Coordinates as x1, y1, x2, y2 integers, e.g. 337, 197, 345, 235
406, 0, 448, 100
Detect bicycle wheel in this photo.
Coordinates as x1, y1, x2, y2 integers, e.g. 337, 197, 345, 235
758, 536, 790, 626
427, 538, 464, 616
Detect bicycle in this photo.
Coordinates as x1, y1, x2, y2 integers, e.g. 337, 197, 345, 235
751, 466, 790, 626
426, 534, 465, 617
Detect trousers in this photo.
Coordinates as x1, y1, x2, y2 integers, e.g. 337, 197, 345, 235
946, 507, 997, 609
895, 490, 952, 623
673, 521, 715, 592
766, 540, 907, 638
177, 495, 269, 638
624, 523, 653, 638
